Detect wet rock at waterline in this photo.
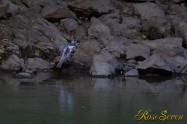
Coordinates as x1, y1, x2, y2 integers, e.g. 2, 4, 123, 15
125, 69, 139, 77
137, 54, 187, 75
137, 54, 172, 75
13, 72, 34, 79
90, 51, 121, 77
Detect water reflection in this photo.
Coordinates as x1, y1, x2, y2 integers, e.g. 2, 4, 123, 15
0, 72, 186, 124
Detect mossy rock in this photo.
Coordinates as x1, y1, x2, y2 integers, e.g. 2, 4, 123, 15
142, 25, 166, 40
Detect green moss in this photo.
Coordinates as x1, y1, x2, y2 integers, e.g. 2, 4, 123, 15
142, 25, 166, 40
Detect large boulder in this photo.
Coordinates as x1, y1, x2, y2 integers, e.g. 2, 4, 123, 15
125, 69, 139, 77
21, 0, 56, 8
1, 12, 67, 50
110, 16, 142, 38
32, 15, 68, 47
88, 17, 113, 45
58, 18, 86, 40
90, 51, 120, 77
25, 58, 52, 71
67, 0, 115, 16
73, 39, 101, 66
0, 54, 24, 71
133, 2, 165, 21
141, 38, 184, 57
137, 54, 172, 75
100, 13, 142, 39
137, 54, 187, 75
106, 37, 127, 58
41, 5, 77, 22
126, 43, 150, 60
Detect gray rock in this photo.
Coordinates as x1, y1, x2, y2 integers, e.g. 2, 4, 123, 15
67, 0, 115, 15
60, 18, 78, 31
102, 15, 142, 39
137, 54, 172, 73
88, 17, 113, 45
14, 72, 33, 79
99, 10, 120, 25
21, 0, 57, 12
126, 43, 150, 60
141, 17, 170, 35
141, 38, 184, 57
170, 0, 185, 3
73, 39, 101, 66
1, 0, 19, 15
122, 16, 141, 31
133, 2, 165, 20
58, 18, 86, 40
90, 51, 120, 77
123, 0, 155, 1
172, 20, 187, 47
0, 4, 7, 18
164, 56, 187, 73
32, 15, 68, 47
106, 37, 127, 58
25, 58, 52, 71
41, 5, 77, 22
21, 0, 56, 7
166, 3, 186, 15
126, 69, 139, 77
0, 54, 24, 71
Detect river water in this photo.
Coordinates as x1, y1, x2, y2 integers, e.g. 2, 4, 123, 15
0, 72, 186, 124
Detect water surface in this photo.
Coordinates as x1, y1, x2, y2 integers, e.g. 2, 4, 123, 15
0, 72, 186, 124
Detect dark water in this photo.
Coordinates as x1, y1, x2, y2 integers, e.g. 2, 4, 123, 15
0, 72, 186, 124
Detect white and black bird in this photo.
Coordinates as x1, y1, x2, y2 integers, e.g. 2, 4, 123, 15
56, 40, 78, 68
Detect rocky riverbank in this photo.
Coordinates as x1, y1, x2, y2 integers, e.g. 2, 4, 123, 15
0, 0, 187, 78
